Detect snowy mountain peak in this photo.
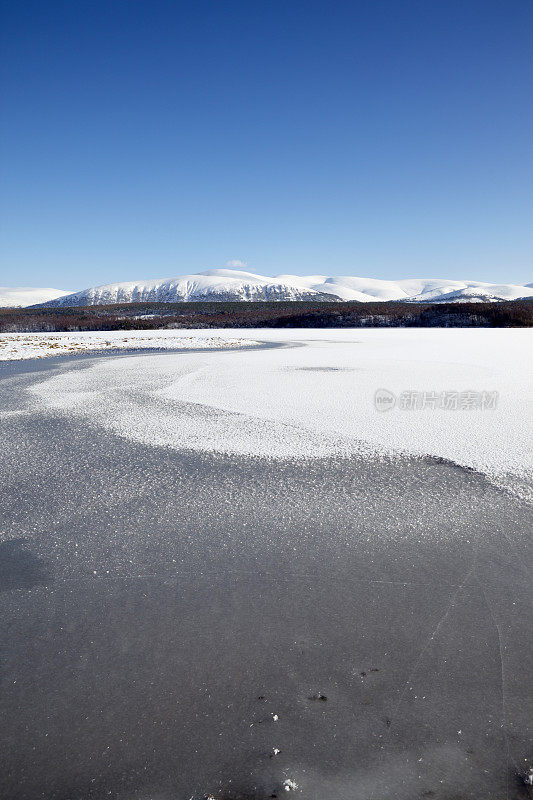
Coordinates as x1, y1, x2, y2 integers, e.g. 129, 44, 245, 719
25, 270, 533, 307
0, 287, 69, 308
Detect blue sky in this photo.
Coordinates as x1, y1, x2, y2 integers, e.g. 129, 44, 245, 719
0, 0, 531, 290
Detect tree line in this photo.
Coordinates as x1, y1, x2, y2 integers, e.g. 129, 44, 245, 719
0, 299, 531, 333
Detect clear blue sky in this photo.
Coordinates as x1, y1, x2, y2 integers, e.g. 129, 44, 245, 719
1, 0, 531, 290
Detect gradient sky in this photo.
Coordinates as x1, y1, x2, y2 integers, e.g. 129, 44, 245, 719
1, 0, 532, 290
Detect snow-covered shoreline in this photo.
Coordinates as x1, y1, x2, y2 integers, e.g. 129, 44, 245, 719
0, 330, 260, 361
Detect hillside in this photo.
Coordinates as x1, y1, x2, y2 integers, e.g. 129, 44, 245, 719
35, 269, 533, 307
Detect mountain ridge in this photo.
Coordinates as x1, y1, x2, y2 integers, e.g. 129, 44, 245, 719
33, 269, 533, 307
0, 287, 70, 308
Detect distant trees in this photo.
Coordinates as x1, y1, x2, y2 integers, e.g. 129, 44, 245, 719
0, 299, 531, 333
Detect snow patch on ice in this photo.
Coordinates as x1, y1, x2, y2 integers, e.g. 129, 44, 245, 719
25, 329, 533, 497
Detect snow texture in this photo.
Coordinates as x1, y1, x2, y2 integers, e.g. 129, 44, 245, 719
34, 269, 533, 306
26, 328, 532, 497
0, 287, 69, 307
0, 330, 259, 361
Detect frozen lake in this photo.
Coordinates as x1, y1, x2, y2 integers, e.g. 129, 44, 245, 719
0, 330, 531, 799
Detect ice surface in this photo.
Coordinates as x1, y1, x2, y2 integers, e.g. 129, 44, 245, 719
25, 329, 532, 496
1, 332, 532, 799
0, 411, 531, 800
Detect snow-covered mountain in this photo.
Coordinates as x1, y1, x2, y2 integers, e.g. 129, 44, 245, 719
0, 287, 69, 308
35, 269, 533, 306
36, 270, 343, 305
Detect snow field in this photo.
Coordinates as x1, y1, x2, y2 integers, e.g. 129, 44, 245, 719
24, 329, 533, 496
0, 330, 259, 361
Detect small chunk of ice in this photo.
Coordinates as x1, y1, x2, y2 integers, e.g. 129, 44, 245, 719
283, 779, 298, 792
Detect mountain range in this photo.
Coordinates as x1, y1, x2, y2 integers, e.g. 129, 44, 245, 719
0, 287, 70, 308
2, 270, 533, 307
